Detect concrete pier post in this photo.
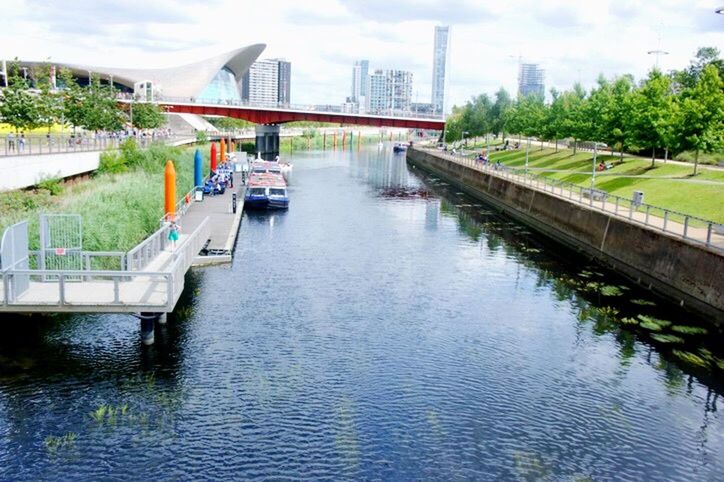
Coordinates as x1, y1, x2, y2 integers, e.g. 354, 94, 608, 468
255, 124, 280, 161
139, 313, 156, 345
158, 313, 168, 324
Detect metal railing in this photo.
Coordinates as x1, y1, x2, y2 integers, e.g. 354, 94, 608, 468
149, 96, 445, 121
0, 133, 179, 157
421, 148, 724, 252
0, 216, 211, 310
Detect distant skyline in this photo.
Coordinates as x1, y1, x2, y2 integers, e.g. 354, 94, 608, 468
1, 0, 722, 108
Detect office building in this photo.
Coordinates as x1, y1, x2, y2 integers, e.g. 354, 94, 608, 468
276, 59, 291, 105
431, 25, 450, 115
518, 63, 545, 98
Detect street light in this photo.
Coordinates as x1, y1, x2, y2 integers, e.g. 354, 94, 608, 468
524, 136, 531, 175
647, 50, 669, 69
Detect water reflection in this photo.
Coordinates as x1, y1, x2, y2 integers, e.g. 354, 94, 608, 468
0, 146, 722, 480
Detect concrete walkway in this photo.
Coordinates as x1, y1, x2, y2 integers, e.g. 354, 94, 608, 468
429, 149, 724, 251
181, 170, 246, 265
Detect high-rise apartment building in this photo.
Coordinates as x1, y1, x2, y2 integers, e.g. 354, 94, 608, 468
431, 25, 450, 115
242, 59, 291, 104
276, 59, 291, 105
351, 60, 369, 104
518, 63, 545, 98
367, 69, 413, 113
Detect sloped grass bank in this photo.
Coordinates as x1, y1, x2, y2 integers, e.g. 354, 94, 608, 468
0, 143, 206, 252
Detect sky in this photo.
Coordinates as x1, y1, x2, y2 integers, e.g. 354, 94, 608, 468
1, 0, 722, 108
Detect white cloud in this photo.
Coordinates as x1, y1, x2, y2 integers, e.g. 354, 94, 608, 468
0, 0, 722, 107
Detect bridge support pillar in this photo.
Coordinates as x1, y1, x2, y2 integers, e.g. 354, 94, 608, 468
255, 124, 280, 161
139, 312, 160, 345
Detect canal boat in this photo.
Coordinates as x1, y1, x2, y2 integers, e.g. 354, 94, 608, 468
393, 142, 409, 153
250, 160, 283, 175
244, 172, 289, 210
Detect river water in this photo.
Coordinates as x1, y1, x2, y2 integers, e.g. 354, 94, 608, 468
0, 145, 722, 481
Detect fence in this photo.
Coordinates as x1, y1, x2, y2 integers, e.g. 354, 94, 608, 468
0, 216, 210, 310
423, 148, 724, 252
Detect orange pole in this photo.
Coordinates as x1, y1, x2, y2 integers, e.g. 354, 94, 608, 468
342, 131, 346, 149
389, 132, 392, 141
333, 132, 337, 149
220, 138, 226, 162
164, 160, 176, 221
357, 131, 361, 150
231, 141, 236, 152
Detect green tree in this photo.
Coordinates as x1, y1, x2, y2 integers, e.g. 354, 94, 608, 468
674, 47, 724, 90
80, 75, 123, 132
602, 75, 634, 161
676, 64, 724, 175
490, 88, 512, 137
130, 102, 165, 130
58, 68, 85, 132
31, 62, 63, 133
559, 84, 587, 154
543, 88, 566, 152
0, 60, 39, 133
629, 69, 676, 167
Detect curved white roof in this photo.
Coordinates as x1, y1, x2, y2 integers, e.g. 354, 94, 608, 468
21, 44, 266, 97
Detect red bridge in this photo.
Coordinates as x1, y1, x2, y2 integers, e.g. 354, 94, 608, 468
151, 99, 445, 130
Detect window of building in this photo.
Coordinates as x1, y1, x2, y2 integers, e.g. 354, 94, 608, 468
199, 67, 241, 102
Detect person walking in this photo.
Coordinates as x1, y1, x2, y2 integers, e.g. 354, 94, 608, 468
168, 220, 180, 250
6, 133, 15, 152
18, 134, 26, 153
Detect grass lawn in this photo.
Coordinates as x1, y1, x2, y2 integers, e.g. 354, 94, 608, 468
0, 123, 68, 135
479, 147, 724, 223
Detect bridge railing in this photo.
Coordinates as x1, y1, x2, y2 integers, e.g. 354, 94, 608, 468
0, 268, 172, 308
151, 96, 445, 121
168, 217, 210, 304
424, 148, 724, 252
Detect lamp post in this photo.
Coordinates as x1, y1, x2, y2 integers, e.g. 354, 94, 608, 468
591, 143, 598, 189
647, 50, 669, 69
461, 131, 469, 151
524, 136, 531, 175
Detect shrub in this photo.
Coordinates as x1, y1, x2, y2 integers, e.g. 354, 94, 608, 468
36, 175, 64, 196
196, 131, 208, 144
98, 150, 127, 174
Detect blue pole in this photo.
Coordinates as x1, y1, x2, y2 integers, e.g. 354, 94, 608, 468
194, 149, 202, 187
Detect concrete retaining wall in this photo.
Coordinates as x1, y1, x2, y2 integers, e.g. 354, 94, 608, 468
0, 151, 102, 192
407, 148, 724, 323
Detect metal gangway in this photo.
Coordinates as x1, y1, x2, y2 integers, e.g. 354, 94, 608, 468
0, 214, 210, 314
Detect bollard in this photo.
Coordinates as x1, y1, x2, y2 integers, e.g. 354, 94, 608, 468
210, 143, 218, 172
323, 132, 326, 150
194, 149, 203, 187
164, 160, 176, 221
232, 192, 237, 213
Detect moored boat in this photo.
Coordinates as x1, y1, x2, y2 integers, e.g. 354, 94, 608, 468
244, 172, 289, 210
393, 142, 409, 153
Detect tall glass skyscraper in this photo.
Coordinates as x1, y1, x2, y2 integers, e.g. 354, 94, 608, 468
431, 26, 450, 115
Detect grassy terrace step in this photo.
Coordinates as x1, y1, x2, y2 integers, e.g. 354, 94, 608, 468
460, 147, 724, 223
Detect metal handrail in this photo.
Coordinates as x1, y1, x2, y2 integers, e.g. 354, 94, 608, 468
421, 147, 724, 251
143, 96, 445, 121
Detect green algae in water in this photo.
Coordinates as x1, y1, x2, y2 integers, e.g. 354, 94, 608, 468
672, 350, 708, 368
631, 299, 656, 306
600, 285, 623, 296
637, 315, 672, 331
650, 334, 685, 344
620, 317, 639, 325
597, 306, 619, 317
671, 325, 708, 335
